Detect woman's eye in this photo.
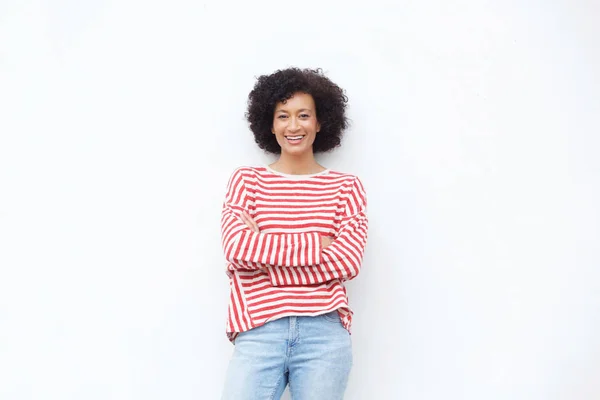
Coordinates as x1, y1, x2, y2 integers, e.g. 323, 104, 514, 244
278, 115, 288, 119
300, 114, 310, 118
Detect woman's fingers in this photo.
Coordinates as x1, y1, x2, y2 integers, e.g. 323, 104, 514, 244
248, 213, 260, 233
240, 212, 252, 229
320, 236, 334, 249
241, 211, 260, 233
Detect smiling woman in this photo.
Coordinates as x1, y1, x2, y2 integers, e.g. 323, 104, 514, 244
246, 67, 349, 155
273, 92, 320, 151
220, 68, 368, 400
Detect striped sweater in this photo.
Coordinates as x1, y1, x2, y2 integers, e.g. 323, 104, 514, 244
221, 166, 368, 342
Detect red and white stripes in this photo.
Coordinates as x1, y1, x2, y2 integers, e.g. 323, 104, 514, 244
220, 166, 368, 342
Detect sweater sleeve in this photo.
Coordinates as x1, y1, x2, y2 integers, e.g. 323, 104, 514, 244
265, 177, 369, 286
221, 168, 322, 272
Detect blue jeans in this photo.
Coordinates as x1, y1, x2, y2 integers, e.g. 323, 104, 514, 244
221, 311, 353, 400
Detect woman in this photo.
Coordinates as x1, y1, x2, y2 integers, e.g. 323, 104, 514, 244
220, 67, 368, 399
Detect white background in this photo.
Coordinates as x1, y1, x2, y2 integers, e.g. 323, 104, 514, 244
1, 0, 599, 399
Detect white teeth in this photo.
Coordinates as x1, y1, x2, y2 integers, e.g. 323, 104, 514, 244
287, 136, 303, 140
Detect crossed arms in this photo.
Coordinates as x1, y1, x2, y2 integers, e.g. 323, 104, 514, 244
221, 169, 368, 286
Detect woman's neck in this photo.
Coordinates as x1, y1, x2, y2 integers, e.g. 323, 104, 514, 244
269, 154, 326, 175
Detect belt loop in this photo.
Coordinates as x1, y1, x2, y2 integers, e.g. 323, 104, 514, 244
288, 316, 298, 343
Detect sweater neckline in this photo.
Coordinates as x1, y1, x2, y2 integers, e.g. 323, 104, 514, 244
264, 165, 330, 179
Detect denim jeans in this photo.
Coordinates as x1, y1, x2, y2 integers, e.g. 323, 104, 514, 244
221, 311, 353, 400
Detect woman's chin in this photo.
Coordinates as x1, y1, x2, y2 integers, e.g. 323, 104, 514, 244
280, 142, 314, 156
282, 147, 311, 157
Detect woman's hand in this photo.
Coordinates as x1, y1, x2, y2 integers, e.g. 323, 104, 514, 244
241, 211, 260, 233
321, 236, 334, 249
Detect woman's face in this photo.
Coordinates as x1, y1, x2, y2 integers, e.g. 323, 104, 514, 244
272, 92, 321, 157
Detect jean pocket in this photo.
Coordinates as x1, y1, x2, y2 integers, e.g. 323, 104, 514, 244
321, 310, 340, 323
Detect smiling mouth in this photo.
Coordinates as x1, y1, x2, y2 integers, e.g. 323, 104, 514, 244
285, 135, 305, 143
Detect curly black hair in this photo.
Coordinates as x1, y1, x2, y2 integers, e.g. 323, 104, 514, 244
246, 67, 349, 154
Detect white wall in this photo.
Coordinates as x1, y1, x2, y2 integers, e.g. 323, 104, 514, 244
1, 0, 599, 399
